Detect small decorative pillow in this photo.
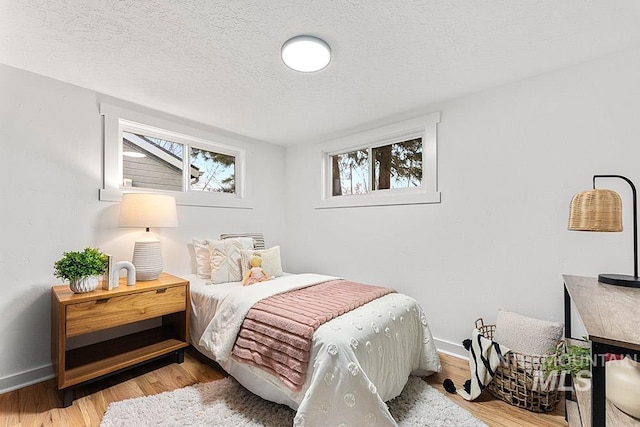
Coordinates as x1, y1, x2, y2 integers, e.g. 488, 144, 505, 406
240, 246, 283, 279
493, 309, 563, 355
209, 237, 255, 284
193, 238, 216, 278
220, 233, 266, 250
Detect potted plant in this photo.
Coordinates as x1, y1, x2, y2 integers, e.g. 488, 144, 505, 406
54, 247, 108, 293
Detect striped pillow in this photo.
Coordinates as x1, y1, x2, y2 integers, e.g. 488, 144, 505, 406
220, 233, 265, 250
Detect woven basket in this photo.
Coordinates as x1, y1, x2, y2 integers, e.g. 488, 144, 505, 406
475, 318, 562, 413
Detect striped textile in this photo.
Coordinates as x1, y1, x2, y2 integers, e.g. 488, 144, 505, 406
457, 328, 510, 400
232, 279, 395, 390
220, 233, 265, 250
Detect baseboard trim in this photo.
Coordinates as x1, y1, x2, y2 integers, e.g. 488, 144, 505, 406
0, 364, 55, 395
433, 337, 468, 360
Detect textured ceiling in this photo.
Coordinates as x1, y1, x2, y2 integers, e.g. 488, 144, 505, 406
2, 1, 640, 145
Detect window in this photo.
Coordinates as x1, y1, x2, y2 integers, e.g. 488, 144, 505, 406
100, 103, 249, 208
318, 112, 440, 208
121, 130, 236, 194
330, 137, 423, 196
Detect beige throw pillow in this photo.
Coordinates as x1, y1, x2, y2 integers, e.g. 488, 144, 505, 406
208, 237, 254, 284
493, 309, 563, 355
240, 246, 283, 279
193, 238, 216, 278
220, 233, 265, 250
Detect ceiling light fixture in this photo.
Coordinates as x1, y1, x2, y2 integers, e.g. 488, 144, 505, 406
123, 151, 146, 158
281, 35, 331, 73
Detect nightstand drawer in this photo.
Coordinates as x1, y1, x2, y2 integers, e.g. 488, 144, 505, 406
66, 285, 186, 337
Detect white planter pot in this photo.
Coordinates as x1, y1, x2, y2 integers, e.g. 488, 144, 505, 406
70, 275, 100, 293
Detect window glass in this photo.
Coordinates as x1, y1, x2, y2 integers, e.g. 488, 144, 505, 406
330, 149, 369, 196
330, 137, 423, 196
121, 131, 237, 195
190, 147, 235, 193
372, 137, 422, 190
121, 131, 184, 191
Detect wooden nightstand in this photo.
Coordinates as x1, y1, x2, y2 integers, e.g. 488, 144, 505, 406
51, 273, 190, 407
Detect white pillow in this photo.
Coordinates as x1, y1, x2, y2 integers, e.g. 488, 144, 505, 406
209, 237, 254, 284
240, 246, 283, 279
192, 238, 216, 278
493, 309, 563, 355
220, 233, 265, 250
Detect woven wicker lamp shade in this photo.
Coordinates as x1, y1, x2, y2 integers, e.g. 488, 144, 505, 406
568, 189, 622, 232
569, 175, 640, 288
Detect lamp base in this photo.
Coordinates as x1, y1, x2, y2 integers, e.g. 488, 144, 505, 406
598, 273, 640, 288
132, 240, 162, 281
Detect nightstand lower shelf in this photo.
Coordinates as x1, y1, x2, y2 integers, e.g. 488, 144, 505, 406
63, 327, 188, 388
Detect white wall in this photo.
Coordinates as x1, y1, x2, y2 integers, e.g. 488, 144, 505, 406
4, 45, 640, 392
284, 46, 640, 356
0, 64, 287, 391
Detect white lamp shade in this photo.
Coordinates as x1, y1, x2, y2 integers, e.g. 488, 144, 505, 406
119, 193, 177, 281
119, 193, 178, 229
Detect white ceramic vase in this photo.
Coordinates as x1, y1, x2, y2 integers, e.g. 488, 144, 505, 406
69, 275, 100, 293
606, 356, 640, 419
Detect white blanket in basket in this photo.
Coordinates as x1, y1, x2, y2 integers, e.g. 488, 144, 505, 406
458, 328, 510, 400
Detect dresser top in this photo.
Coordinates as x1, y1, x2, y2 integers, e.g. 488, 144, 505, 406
563, 275, 640, 351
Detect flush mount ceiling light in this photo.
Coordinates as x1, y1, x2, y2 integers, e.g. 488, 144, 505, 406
123, 151, 146, 158
281, 35, 331, 72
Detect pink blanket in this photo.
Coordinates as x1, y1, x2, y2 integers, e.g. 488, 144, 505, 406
231, 279, 395, 390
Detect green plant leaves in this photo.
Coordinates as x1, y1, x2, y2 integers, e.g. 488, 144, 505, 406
53, 247, 108, 282
544, 341, 591, 377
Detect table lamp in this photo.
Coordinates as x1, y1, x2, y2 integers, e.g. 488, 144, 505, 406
568, 174, 640, 287
119, 193, 178, 281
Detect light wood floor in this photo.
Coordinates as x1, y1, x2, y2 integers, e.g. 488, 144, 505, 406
425, 353, 566, 427
0, 349, 567, 426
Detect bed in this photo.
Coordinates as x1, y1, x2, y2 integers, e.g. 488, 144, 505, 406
187, 235, 440, 426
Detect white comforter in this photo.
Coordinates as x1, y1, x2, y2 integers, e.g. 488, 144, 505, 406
198, 273, 440, 427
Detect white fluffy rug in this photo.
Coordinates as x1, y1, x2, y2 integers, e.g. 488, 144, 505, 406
101, 376, 486, 427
